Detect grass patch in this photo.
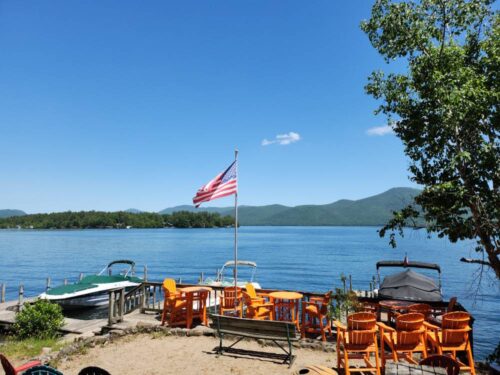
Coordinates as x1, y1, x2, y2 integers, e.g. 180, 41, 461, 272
0, 337, 64, 359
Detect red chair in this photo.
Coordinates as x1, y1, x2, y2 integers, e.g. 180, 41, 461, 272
1, 354, 42, 375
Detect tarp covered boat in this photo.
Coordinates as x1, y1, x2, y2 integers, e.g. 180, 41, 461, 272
377, 259, 443, 302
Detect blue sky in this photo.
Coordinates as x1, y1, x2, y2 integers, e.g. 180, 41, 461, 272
0, 1, 416, 213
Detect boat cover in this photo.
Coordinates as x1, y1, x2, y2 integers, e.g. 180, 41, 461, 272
378, 269, 443, 302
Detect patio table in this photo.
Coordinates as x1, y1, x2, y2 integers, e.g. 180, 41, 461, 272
269, 291, 303, 329
178, 286, 212, 329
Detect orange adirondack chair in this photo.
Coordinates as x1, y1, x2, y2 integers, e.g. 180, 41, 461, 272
219, 286, 243, 317
1, 354, 41, 375
160, 278, 188, 326
191, 289, 210, 326
425, 311, 475, 375
407, 304, 432, 320
245, 283, 269, 302
335, 312, 381, 375
301, 292, 332, 342
377, 313, 427, 367
242, 291, 273, 320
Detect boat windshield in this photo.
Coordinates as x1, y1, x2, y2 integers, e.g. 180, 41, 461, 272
98, 260, 135, 277
218, 261, 257, 284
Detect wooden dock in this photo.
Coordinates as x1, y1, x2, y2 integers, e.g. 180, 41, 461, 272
0, 298, 109, 337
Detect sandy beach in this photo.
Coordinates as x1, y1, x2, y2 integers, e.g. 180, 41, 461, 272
57, 334, 337, 375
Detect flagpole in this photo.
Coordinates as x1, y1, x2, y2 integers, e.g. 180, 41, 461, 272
234, 149, 239, 300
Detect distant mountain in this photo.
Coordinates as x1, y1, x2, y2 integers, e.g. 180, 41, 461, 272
0, 209, 26, 218
125, 208, 143, 214
159, 187, 421, 226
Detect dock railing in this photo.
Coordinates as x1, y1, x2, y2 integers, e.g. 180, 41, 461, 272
108, 281, 335, 325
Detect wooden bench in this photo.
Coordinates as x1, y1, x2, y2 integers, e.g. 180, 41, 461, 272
210, 314, 299, 367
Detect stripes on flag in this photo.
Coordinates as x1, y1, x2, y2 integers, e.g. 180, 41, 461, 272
193, 161, 237, 207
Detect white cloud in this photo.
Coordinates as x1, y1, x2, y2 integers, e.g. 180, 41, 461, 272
366, 125, 394, 136
262, 132, 301, 146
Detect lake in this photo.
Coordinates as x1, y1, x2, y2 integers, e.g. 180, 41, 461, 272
0, 226, 498, 359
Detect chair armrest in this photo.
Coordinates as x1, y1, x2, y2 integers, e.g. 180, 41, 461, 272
309, 297, 324, 303
333, 320, 346, 331
259, 302, 274, 308
15, 360, 42, 372
377, 322, 395, 332
424, 321, 440, 331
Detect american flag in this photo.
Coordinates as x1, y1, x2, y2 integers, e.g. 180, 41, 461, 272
193, 161, 237, 207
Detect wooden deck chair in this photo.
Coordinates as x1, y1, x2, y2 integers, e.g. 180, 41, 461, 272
219, 286, 243, 317
407, 304, 432, 320
301, 291, 333, 342
334, 312, 381, 375
160, 278, 188, 326
431, 297, 458, 325
419, 355, 461, 375
245, 283, 269, 302
377, 313, 427, 367
242, 291, 273, 320
425, 311, 475, 375
1, 354, 42, 375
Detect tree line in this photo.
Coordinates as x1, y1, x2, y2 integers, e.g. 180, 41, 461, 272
0, 211, 235, 229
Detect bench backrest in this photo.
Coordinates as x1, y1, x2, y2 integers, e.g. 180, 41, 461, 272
211, 314, 298, 339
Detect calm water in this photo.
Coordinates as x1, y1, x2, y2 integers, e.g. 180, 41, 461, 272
0, 227, 498, 359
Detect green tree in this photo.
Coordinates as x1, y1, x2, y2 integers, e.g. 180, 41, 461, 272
361, 0, 499, 278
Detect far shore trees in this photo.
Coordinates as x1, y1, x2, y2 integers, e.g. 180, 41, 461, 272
362, 0, 499, 278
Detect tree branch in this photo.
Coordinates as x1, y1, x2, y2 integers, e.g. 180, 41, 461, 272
460, 257, 491, 266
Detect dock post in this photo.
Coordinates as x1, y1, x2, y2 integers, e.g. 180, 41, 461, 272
46, 277, 51, 292
18, 284, 24, 310
349, 275, 352, 291
119, 289, 125, 322
1, 283, 5, 303
64, 278, 68, 285
143, 265, 148, 282
108, 291, 115, 326
79, 273, 84, 281
141, 284, 147, 312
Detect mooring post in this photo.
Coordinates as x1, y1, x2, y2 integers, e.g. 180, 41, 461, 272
108, 291, 115, 326
1, 283, 5, 303
18, 284, 24, 309
79, 273, 84, 281
143, 265, 148, 282
349, 274, 352, 291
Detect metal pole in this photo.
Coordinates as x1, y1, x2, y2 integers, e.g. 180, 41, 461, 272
46, 277, 51, 292
143, 265, 148, 282
234, 149, 239, 300
18, 284, 24, 309
79, 273, 84, 281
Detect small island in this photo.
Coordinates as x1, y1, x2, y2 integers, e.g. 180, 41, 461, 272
0, 210, 235, 229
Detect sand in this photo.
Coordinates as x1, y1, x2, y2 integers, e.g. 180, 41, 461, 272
57, 334, 337, 375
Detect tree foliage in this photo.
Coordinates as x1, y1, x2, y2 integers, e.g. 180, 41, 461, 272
0, 210, 234, 229
361, 0, 500, 278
